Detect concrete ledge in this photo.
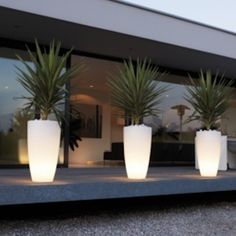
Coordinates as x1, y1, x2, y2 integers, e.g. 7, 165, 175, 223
0, 167, 236, 205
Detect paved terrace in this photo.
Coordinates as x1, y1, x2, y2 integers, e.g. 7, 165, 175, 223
0, 167, 236, 206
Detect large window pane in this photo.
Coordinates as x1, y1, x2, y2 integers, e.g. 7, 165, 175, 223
0, 47, 65, 165
0, 48, 32, 164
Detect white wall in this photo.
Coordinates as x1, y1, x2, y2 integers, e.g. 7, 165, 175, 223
69, 91, 111, 165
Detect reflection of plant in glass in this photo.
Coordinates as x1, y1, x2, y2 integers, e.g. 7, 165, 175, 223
61, 105, 82, 151
13, 110, 34, 139
185, 70, 233, 130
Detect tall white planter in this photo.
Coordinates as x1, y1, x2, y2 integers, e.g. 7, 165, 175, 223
196, 130, 221, 177
124, 124, 152, 179
195, 135, 227, 171
28, 120, 61, 182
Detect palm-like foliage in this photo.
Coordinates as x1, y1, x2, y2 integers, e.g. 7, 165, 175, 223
16, 39, 82, 121
108, 58, 167, 125
184, 70, 233, 130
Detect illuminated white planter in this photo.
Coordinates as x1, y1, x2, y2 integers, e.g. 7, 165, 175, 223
124, 125, 152, 179
195, 135, 227, 171
196, 130, 221, 177
28, 120, 60, 182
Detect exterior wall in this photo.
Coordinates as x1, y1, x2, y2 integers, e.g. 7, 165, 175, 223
1, 0, 236, 59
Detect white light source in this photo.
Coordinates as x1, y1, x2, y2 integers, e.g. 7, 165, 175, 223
124, 125, 151, 179
28, 120, 60, 182
196, 130, 221, 177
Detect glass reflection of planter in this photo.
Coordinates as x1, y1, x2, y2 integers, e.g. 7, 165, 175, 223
18, 139, 28, 164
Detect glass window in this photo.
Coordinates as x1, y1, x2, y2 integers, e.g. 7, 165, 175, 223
0, 47, 65, 165
145, 76, 200, 144
141, 75, 198, 165
0, 48, 32, 164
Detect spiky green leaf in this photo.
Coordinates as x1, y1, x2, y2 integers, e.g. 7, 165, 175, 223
108, 58, 168, 125
16, 39, 83, 122
184, 69, 233, 130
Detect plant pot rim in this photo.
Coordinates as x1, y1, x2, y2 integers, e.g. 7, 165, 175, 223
197, 129, 221, 132
28, 119, 58, 122
124, 124, 150, 127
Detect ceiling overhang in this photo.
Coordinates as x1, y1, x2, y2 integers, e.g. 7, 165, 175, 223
0, 5, 236, 78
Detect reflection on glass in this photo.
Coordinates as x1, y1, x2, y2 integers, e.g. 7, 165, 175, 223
144, 79, 200, 145
0, 48, 65, 165
142, 77, 201, 164
0, 49, 32, 164
13, 109, 34, 164
142, 76, 236, 164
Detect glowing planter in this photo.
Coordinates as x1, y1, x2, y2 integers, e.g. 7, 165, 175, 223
196, 130, 221, 177
195, 135, 227, 171
124, 125, 152, 179
28, 120, 60, 182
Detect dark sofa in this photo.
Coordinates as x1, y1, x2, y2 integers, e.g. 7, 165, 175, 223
104, 142, 195, 166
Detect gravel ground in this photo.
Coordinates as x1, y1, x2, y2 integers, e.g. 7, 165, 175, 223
0, 201, 235, 236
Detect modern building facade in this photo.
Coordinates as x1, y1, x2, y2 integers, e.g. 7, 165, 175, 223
1, 0, 236, 167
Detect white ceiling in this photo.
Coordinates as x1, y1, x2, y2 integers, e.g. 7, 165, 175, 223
70, 55, 122, 93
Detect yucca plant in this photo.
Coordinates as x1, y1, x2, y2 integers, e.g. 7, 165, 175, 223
184, 69, 233, 130
16, 39, 82, 122
108, 58, 167, 125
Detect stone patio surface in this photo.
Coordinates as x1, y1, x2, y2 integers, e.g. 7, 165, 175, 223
0, 166, 235, 205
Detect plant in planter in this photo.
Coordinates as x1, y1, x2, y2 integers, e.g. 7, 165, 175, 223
184, 69, 233, 177
108, 58, 167, 179
16, 39, 82, 182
